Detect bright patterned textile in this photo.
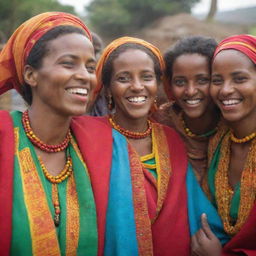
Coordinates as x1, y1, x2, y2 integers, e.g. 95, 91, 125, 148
103, 118, 190, 255
0, 112, 114, 256
213, 34, 256, 64
10, 111, 97, 255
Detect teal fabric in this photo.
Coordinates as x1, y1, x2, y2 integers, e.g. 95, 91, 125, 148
104, 129, 139, 256
186, 164, 230, 245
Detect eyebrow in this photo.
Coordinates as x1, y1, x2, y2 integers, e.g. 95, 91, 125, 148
59, 54, 96, 63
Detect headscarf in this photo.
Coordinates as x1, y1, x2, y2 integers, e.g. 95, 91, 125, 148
0, 12, 92, 95
213, 34, 256, 64
95, 36, 165, 99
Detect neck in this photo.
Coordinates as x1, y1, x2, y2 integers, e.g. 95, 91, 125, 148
113, 115, 149, 133
28, 107, 71, 145
228, 118, 256, 139
183, 108, 219, 135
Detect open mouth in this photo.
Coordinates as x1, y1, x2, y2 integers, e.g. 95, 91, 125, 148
184, 99, 202, 105
221, 99, 242, 106
127, 96, 147, 103
66, 88, 88, 97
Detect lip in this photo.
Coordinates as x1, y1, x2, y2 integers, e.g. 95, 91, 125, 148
126, 95, 148, 105
65, 87, 89, 103
183, 98, 203, 107
219, 98, 242, 111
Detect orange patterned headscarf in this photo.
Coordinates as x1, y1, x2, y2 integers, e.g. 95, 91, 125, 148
0, 12, 92, 95
214, 34, 256, 64
95, 36, 165, 98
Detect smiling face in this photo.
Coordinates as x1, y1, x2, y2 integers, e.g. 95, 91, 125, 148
171, 53, 213, 119
109, 48, 158, 123
29, 33, 96, 117
211, 49, 256, 124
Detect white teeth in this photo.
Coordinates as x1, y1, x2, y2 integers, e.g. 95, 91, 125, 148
66, 88, 88, 96
185, 99, 201, 105
127, 96, 146, 103
222, 99, 241, 106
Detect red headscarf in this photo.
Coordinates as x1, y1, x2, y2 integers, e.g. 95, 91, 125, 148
214, 34, 256, 64
95, 36, 165, 99
0, 12, 92, 95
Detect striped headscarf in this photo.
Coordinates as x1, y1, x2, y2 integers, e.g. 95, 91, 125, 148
95, 36, 165, 99
0, 12, 92, 95
214, 34, 256, 64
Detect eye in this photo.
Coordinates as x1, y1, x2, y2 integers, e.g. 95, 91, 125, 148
86, 64, 96, 74
142, 73, 155, 81
197, 77, 210, 85
117, 75, 131, 83
211, 77, 223, 85
234, 76, 248, 83
61, 61, 74, 68
173, 78, 186, 87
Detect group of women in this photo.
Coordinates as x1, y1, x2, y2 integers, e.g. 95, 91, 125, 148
0, 11, 255, 256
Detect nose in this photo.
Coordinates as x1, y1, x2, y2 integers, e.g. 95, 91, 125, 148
185, 83, 197, 97
219, 80, 234, 96
74, 66, 90, 83
130, 77, 144, 92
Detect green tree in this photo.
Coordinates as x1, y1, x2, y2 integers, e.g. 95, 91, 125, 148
87, 0, 200, 37
0, 0, 76, 39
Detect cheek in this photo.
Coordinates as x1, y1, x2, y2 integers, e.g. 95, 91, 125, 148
210, 86, 219, 102
171, 86, 184, 100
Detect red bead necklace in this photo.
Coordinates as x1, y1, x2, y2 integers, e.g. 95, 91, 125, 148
109, 116, 152, 139
22, 110, 71, 153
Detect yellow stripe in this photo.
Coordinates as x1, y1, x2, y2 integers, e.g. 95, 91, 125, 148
220, 41, 256, 53
15, 128, 60, 256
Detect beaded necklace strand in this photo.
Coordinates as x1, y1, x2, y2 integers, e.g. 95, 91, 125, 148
230, 131, 256, 143
109, 116, 152, 139
182, 118, 217, 138
38, 155, 73, 226
215, 132, 256, 236
22, 110, 71, 153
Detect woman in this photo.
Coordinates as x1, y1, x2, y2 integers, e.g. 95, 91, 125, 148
0, 12, 113, 255
192, 34, 256, 255
96, 36, 190, 255
154, 36, 220, 184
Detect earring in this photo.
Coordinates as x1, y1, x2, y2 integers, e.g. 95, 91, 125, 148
107, 96, 114, 110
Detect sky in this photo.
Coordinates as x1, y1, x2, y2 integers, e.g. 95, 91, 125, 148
59, 0, 256, 14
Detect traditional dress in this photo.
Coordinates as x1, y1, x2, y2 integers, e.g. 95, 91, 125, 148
102, 117, 190, 256
152, 103, 218, 183
0, 110, 113, 256
203, 34, 256, 255
0, 12, 107, 256
95, 36, 190, 255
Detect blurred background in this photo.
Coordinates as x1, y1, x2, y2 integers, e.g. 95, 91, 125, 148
0, 0, 255, 111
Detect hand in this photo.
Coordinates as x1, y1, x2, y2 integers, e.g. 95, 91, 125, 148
191, 213, 222, 256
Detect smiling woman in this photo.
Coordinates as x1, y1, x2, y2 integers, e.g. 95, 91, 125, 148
194, 34, 256, 255
95, 36, 190, 255
0, 12, 113, 255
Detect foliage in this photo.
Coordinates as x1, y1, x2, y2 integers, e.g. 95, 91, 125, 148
87, 0, 200, 37
0, 0, 76, 40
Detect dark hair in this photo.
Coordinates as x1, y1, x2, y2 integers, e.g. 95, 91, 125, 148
102, 43, 162, 89
164, 36, 217, 83
22, 25, 87, 105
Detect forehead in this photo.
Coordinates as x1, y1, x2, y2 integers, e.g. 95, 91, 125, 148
113, 49, 154, 69
46, 33, 94, 57
213, 49, 254, 70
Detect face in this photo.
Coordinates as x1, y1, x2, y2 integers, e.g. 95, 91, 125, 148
29, 33, 96, 117
109, 48, 158, 123
211, 49, 256, 124
171, 53, 213, 119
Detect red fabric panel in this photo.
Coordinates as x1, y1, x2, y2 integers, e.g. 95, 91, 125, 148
71, 116, 112, 256
0, 111, 15, 256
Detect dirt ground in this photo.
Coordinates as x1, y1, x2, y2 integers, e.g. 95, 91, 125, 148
138, 13, 248, 52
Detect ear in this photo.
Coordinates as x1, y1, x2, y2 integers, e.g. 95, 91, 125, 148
23, 65, 38, 88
